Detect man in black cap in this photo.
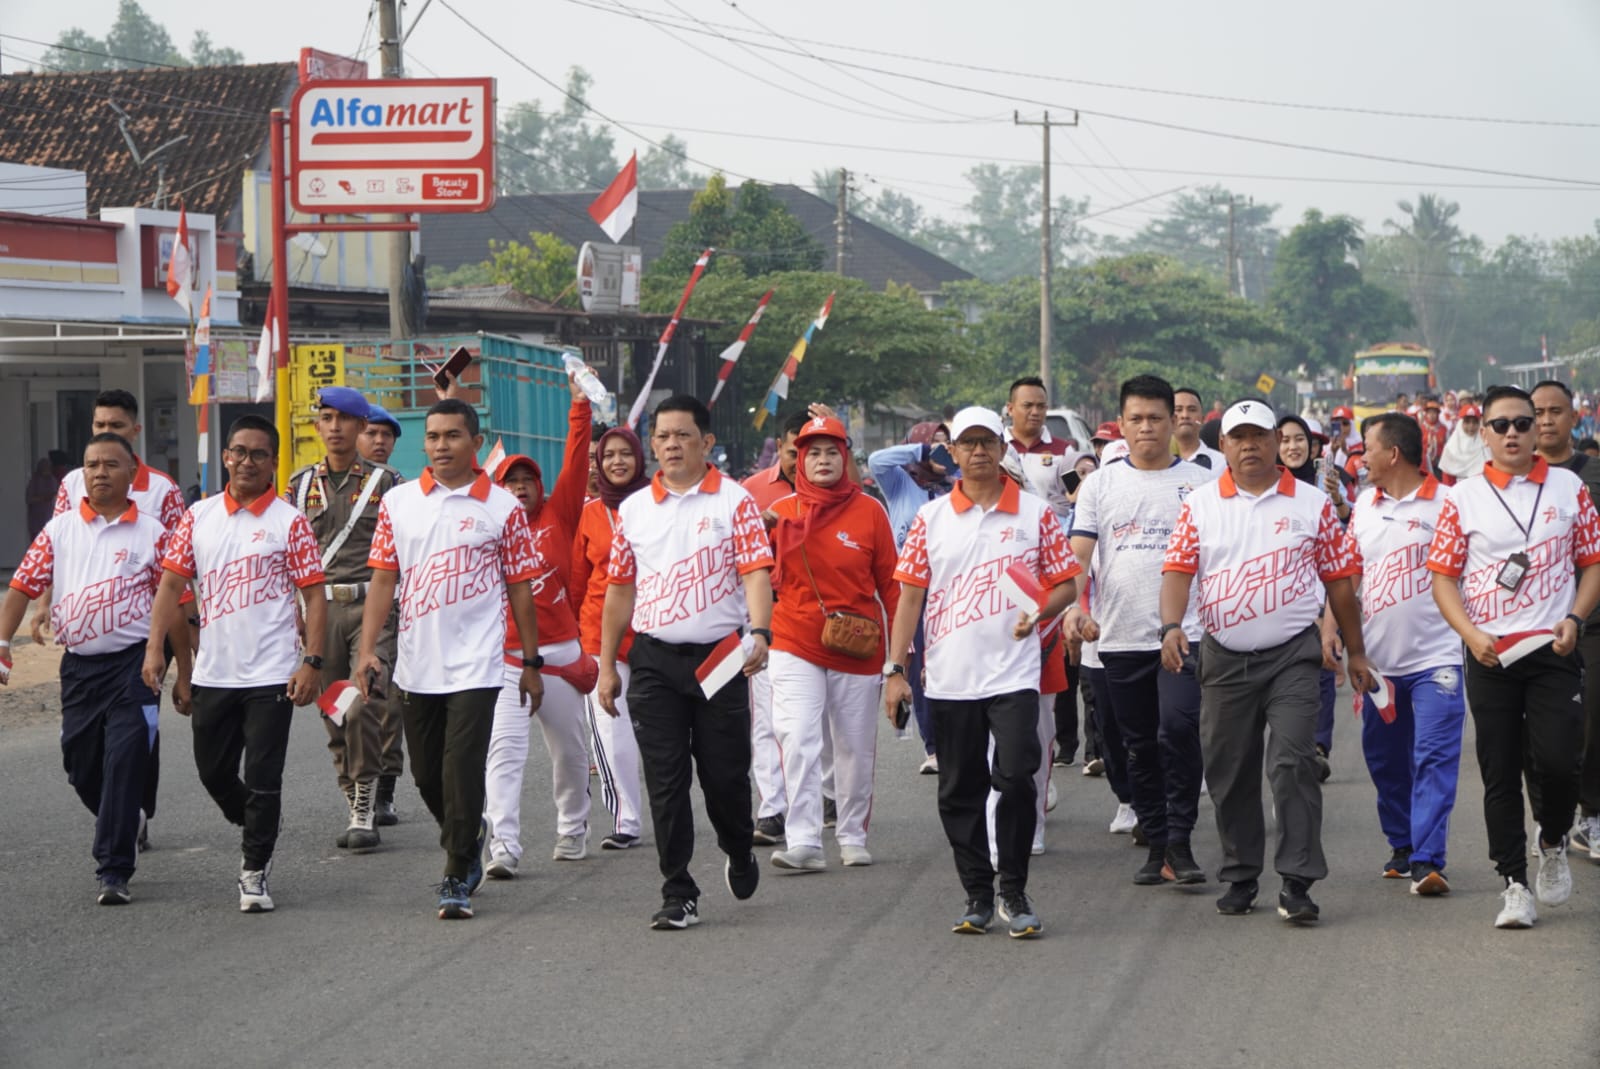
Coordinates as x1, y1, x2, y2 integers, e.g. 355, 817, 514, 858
284, 386, 404, 849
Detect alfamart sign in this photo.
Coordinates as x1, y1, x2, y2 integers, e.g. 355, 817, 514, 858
289, 78, 496, 213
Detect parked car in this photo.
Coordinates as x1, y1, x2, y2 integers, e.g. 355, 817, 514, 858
1045, 407, 1095, 451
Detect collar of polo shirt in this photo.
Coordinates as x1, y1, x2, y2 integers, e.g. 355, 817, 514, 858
77, 498, 139, 524
1373, 474, 1441, 503
1483, 454, 1549, 489
651, 463, 723, 502
130, 459, 153, 491
949, 476, 1021, 514
222, 486, 277, 516
1218, 465, 1298, 499
418, 467, 491, 499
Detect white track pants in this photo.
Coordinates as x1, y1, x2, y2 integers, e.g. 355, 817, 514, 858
485, 639, 590, 859
769, 651, 880, 850
586, 661, 642, 839
988, 693, 1056, 865
750, 668, 786, 819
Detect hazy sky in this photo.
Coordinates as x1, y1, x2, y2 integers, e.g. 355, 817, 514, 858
5, 0, 1599, 249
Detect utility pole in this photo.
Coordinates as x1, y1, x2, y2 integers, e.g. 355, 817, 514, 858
1210, 193, 1251, 299
1014, 110, 1077, 404
378, 0, 413, 339
834, 167, 849, 275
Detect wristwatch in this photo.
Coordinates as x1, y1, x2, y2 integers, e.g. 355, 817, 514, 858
750, 628, 773, 644
523, 655, 545, 669
302, 655, 324, 670
1158, 623, 1183, 640
1566, 613, 1586, 637
882, 662, 905, 678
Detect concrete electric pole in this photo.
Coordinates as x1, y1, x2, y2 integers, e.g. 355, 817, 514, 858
1210, 193, 1252, 299
1014, 110, 1078, 404
835, 168, 849, 276
378, 0, 414, 339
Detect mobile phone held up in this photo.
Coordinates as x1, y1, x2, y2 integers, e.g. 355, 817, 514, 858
1061, 469, 1082, 496
427, 345, 473, 391
894, 697, 912, 730
928, 443, 956, 473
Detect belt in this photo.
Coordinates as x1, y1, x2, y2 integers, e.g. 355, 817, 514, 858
636, 632, 723, 656
326, 583, 368, 603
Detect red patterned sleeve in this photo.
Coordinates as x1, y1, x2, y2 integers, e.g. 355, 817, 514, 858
1424, 497, 1467, 578
1315, 499, 1360, 581
9, 530, 54, 598
1162, 502, 1200, 576
1343, 522, 1365, 573
52, 477, 69, 517
149, 527, 171, 592
285, 513, 327, 589
159, 483, 185, 531
367, 501, 399, 572
893, 513, 931, 589
1037, 508, 1083, 587
1573, 484, 1600, 568
731, 493, 775, 575
162, 509, 198, 578
607, 514, 637, 585
500, 505, 541, 583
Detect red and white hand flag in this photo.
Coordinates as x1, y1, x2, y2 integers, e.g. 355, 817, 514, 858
252, 292, 277, 403
1354, 668, 1398, 724
588, 152, 639, 243
998, 560, 1048, 628
708, 289, 774, 407
1494, 630, 1555, 667
165, 206, 193, 316
696, 632, 754, 699
317, 680, 361, 727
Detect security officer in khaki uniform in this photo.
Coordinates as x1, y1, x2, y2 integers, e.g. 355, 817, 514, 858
357, 402, 408, 818
284, 386, 403, 850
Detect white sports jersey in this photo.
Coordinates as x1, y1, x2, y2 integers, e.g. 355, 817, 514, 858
368, 468, 540, 694
1347, 478, 1460, 676
1070, 458, 1205, 650
55, 460, 185, 531
1163, 466, 1358, 653
609, 465, 774, 644
894, 478, 1081, 701
1425, 457, 1600, 634
11, 500, 169, 655
163, 490, 324, 687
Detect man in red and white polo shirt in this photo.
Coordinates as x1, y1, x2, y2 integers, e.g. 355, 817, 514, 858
884, 406, 1080, 940
144, 415, 327, 914
1426, 384, 1600, 929
597, 395, 775, 932
1160, 399, 1370, 926
356, 398, 543, 921
1, 434, 185, 906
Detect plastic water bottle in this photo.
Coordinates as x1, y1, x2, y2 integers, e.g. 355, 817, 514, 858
562, 350, 616, 424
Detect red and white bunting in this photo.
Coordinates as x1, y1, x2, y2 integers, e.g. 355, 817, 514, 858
626, 248, 714, 430
708, 289, 774, 408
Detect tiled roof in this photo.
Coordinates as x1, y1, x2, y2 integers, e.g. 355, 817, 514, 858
0, 64, 296, 222
420, 185, 974, 294
427, 284, 573, 315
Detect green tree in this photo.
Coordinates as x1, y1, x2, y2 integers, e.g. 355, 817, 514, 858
1109, 185, 1281, 301
1374, 193, 1467, 365
43, 3, 241, 70
496, 68, 619, 195
428, 261, 495, 290
487, 232, 579, 306
188, 30, 243, 67
638, 135, 702, 190
1268, 210, 1412, 375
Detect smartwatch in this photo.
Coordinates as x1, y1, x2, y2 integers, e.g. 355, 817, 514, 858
302, 655, 324, 670
523, 655, 545, 670
750, 628, 773, 644
1565, 613, 1586, 637
1158, 623, 1183, 640
882, 662, 905, 678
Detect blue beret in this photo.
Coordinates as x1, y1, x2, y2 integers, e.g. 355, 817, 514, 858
317, 386, 370, 420
366, 404, 402, 437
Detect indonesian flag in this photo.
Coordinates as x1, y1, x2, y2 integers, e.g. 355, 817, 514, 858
1355, 668, 1398, 724
696, 632, 753, 699
252, 299, 277, 403
166, 206, 193, 316
1494, 630, 1555, 667
483, 436, 507, 475
317, 680, 361, 727
188, 285, 213, 406
708, 289, 774, 408
755, 293, 834, 430
588, 152, 639, 243
998, 560, 1048, 627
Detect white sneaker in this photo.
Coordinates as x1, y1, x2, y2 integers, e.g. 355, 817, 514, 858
771, 845, 827, 871
1574, 813, 1600, 862
1495, 880, 1538, 929
1535, 836, 1572, 906
919, 754, 939, 775
238, 859, 274, 913
1045, 779, 1059, 813
553, 834, 587, 861
1110, 803, 1138, 834
485, 848, 518, 879
1031, 830, 1045, 856
839, 845, 873, 867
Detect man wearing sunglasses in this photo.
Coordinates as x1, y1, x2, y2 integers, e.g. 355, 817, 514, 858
1426, 384, 1600, 929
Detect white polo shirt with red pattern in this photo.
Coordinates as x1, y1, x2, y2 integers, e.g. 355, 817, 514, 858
609, 465, 774, 645
1163, 466, 1358, 653
11, 500, 169, 655
163, 490, 324, 688
1425, 457, 1600, 634
368, 468, 540, 694
893, 478, 1081, 701
55, 460, 185, 532
1347, 476, 1460, 676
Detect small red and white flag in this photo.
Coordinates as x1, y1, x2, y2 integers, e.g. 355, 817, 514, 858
483, 436, 507, 475
317, 680, 361, 727
998, 560, 1047, 628
166, 206, 193, 316
1495, 630, 1555, 667
588, 152, 639, 243
1355, 668, 1398, 724
696, 632, 753, 699
253, 294, 277, 403
708, 289, 774, 407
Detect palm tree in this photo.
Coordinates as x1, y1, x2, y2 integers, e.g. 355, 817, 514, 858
1385, 194, 1465, 363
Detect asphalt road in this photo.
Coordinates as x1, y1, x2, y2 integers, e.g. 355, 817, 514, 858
0, 675, 1594, 1069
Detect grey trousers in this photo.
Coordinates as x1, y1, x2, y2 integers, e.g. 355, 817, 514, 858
1199, 627, 1327, 885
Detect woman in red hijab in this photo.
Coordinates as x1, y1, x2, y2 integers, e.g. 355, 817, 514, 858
766, 417, 900, 871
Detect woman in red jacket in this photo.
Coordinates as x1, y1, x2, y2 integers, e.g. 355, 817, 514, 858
767, 417, 900, 871
569, 425, 650, 851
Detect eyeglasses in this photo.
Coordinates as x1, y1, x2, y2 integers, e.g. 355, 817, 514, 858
953, 435, 1000, 452
224, 446, 273, 464
1485, 416, 1535, 435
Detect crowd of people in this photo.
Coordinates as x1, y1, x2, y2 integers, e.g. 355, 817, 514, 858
3, 370, 1598, 938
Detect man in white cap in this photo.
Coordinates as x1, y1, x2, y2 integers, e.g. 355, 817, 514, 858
884, 406, 1081, 939
1159, 398, 1371, 925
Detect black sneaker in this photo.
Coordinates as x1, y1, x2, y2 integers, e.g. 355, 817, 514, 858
997, 891, 1043, 938
1278, 878, 1320, 924
465, 816, 488, 895
1216, 879, 1259, 915
1165, 841, 1207, 885
1382, 846, 1411, 879
1131, 822, 1148, 847
436, 876, 473, 920
752, 814, 785, 845
97, 877, 131, 906
601, 832, 639, 850
1134, 843, 1169, 885
952, 898, 994, 934
822, 798, 837, 828
1314, 745, 1331, 783
1410, 863, 1450, 896
650, 896, 700, 930
1052, 751, 1077, 768
726, 851, 760, 900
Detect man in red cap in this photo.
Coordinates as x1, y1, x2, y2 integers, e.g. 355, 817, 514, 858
1090, 422, 1122, 462
1328, 406, 1359, 465
1419, 397, 1449, 477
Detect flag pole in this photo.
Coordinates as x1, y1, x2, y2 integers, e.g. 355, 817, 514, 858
271, 108, 292, 490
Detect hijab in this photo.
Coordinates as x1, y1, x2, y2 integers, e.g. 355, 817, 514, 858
1276, 414, 1318, 485
493, 455, 546, 517
773, 431, 860, 593
595, 427, 650, 511
1440, 421, 1489, 480
904, 421, 953, 492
